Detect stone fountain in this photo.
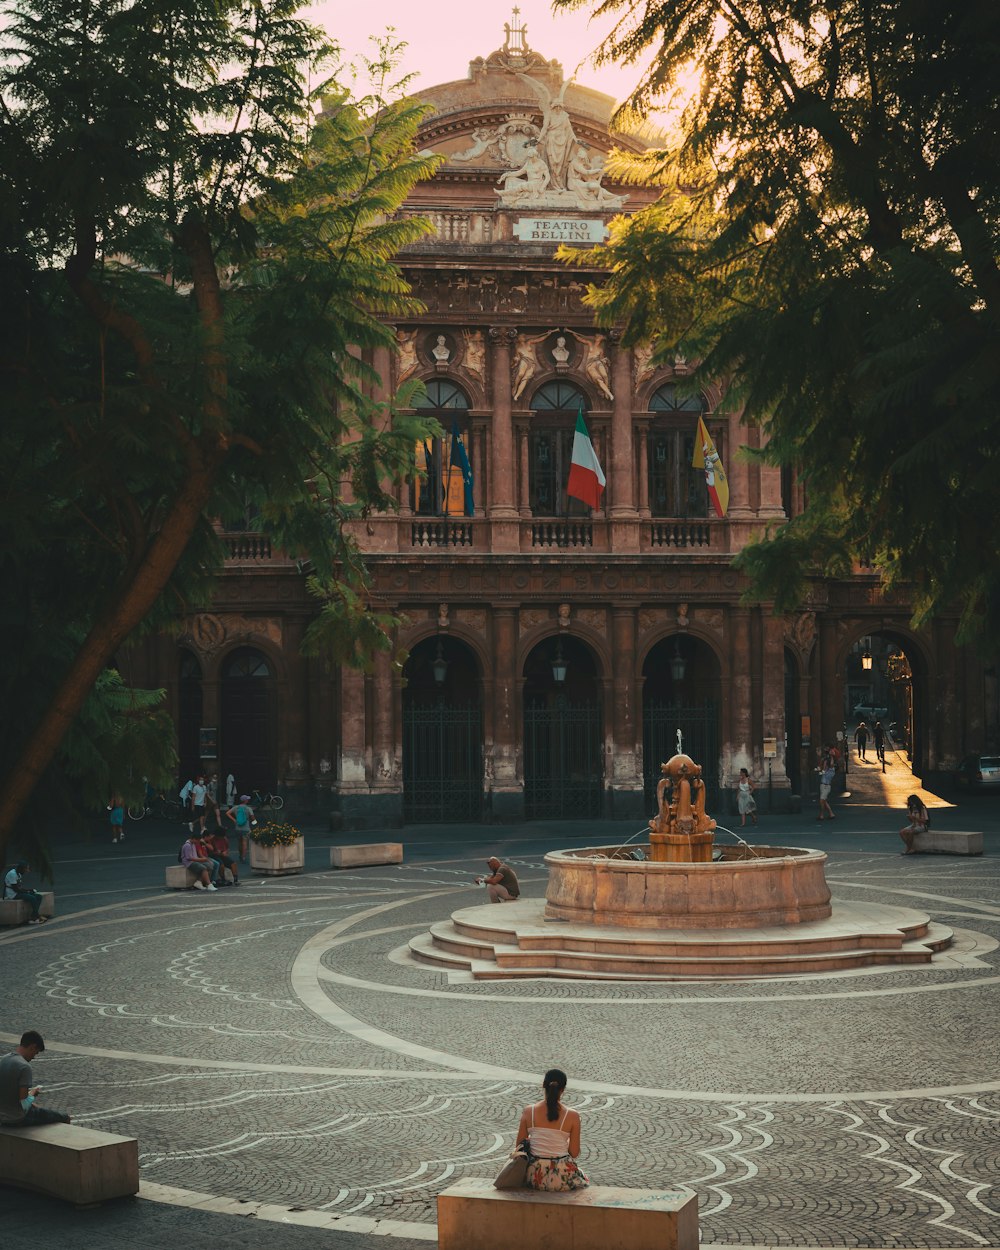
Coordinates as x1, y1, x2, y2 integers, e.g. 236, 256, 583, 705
410, 753, 953, 980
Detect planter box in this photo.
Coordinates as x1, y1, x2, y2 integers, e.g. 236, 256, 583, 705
249, 838, 305, 876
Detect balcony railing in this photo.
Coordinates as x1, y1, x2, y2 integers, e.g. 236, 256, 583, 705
222, 532, 273, 560
648, 521, 713, 549
530, 521, 593, 549
410, 520, 475, 548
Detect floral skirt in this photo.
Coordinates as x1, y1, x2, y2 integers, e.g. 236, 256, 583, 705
526, 1155, 590, 1192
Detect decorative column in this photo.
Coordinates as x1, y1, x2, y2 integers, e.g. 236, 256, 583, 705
756, 427, 786, 519
761, 610, 790, 794
727, 606, 753, 779
369, 645, 402, 823
487, 326, 520, 552
282, 615, 309, 789
725, 407, 752, 519
608, 333, 639, 551
636, 420, 650, 517
490, 607, 522, 820
517, 422, 531, 517
336, 667, 368, 826
610, 608, 644, 817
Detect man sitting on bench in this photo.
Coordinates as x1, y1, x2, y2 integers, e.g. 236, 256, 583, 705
0, 1031, 71, 1126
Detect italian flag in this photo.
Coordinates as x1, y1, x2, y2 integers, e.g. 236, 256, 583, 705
566, 409, 606, 509
692, 415, 729, 518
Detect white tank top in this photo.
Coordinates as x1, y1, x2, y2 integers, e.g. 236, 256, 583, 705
527, 1105, 570, 1158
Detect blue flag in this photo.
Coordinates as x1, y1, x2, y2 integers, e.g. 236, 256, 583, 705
449, 421, 474, 516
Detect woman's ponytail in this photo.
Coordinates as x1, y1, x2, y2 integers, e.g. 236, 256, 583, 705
542, 1068, 567, 1121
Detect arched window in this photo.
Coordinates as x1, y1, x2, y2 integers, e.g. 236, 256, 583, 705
413, 380, 472, 516
223, 650, 271, 679
528, 382, 592, 516
647, 384, 715, 518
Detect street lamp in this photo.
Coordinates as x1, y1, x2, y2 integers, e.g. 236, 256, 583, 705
551, 639, 568, 685
431, 638, 449, 685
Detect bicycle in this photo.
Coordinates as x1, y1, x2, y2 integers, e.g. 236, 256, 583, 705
128, 792, 182, 821
249, 788, 284, 811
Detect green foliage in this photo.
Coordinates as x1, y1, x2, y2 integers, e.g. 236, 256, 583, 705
556, 0, 1000, 651
0, 1, 439, 848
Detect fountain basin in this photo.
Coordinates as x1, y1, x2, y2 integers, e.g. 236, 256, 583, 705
544, 845, 832, 930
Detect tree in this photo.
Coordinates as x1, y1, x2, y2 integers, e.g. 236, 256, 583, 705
556, 0, 1000, 650
0, 0, 439, 859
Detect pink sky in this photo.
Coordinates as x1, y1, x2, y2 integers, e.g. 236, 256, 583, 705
307, 0, 649, 105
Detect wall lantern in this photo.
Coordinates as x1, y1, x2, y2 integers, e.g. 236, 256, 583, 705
551, 639, 568, 685
432, 638, 449, 685
670, 640, 687, 682
861, 649, 873, 672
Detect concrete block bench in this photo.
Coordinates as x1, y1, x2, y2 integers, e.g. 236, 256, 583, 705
0, 1122, 139, 1206
165, 865, 199, 889
0, 891, 55, 926
912, 830, 983, 855
330, 842, 403, 869
437, 1178, 698, 1250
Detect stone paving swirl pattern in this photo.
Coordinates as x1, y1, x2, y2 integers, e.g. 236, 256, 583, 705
2, 853, 999, 1246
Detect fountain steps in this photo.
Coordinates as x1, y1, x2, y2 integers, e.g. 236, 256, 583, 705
408, 903, 953, 981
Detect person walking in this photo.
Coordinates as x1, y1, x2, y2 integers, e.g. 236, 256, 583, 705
0, 1031, 71, 1126
854, 722, 869, 761
475, 857, 520, 903
2, 862, 46, 924
873, 720, 886, 764
899, 794, 930, 853
190, 775, 209, 833
515, 1069, 589, 1192
816, 758, 836, 821
735, 768, 758, 827
179, 776, 194, 829
108, 794, 125, 843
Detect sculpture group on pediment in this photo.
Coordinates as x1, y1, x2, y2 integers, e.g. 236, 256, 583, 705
441, 77, 626, 211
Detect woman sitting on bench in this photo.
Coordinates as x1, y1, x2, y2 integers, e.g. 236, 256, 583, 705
515, 1068, 589, 1192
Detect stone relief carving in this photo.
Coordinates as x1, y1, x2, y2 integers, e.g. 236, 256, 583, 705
520, 608, 549, 631
431, 334, 451, 363
694, 608, 723, 634
638, 608, 668, 633
557, 603, 571, 629
563, 330, 613, 400
396, 329, 419, 381
790, 612, 817, 655
461, 330, 486, 381
511, 331, 549, 400
633, 342, 657, 387
576, 608, 606, 633
455, 608, 487, 632
182, 613, 282, 656
677, 602, 690, 629
437, 603, 450, 630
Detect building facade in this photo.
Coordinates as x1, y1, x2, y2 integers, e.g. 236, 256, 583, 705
127, 23, 998, 825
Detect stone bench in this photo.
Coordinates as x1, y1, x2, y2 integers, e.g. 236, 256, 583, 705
330, 842, 403, 869
165, 865, 199, 889
912, 830, 983, 855
0, 1122, 139, 1206
0, 890, 55, 926
437, 1178, 698, 1250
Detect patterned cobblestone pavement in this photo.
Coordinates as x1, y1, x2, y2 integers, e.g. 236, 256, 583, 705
2, 811, 998, 1247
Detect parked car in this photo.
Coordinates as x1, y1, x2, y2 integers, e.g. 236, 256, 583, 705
851, 704, 888, 723
887, 722, 908, 749
953, 754, 1000, 792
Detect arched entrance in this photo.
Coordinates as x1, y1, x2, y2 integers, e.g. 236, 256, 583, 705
642, 635, 721, 807
402, 636, 482, 822
177, 649, 203, 783
845, 630, 924, 776
522, 635, 602, 819
220, 647, 276, 793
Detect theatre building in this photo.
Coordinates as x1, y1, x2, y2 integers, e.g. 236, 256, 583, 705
128, 20, 997, 826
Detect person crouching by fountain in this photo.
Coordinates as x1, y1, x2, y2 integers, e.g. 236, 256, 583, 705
516, 1069, 589, 1192
475, 857, 520, 903
899, 794, 929, 854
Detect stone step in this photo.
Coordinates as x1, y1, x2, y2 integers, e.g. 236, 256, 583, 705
409, 925, 947, 981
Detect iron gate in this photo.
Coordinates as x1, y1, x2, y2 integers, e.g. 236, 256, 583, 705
643, 701, 719, 810
523, 698, 602, 819
402, 702, 482, 823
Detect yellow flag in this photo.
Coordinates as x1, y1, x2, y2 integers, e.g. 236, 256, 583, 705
692, 416, 729, 518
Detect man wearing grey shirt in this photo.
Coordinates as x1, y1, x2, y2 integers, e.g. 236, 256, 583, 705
0, 1031, 71, 1126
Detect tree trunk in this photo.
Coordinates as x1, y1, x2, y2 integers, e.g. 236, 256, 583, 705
0, 455, 221, 855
